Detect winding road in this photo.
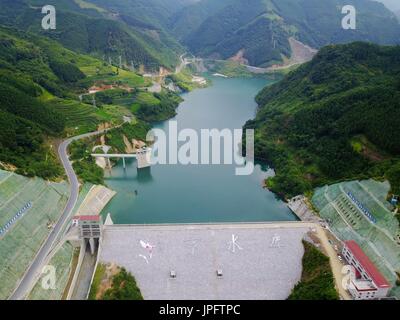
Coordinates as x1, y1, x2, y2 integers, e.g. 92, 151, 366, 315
9, 53, 194, 299
9, 129, 109, 300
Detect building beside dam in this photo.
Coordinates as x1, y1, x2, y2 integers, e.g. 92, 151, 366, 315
343, 240, 391, 300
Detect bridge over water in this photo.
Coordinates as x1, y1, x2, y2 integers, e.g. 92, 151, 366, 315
91, 148, 151, 169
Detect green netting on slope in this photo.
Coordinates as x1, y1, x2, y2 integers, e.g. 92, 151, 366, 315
334, 194, 372, 232
0, 177, 68, 299
321, 203, 364, 243
49, 181, 70, 196
311, 186, 329, 210
0, 170, 11, 181
359, 179, 393, 210
312, 183, 344, 214
361, 243, 397, 284
0, 179, 48, 226
342, 181, 398, 237
370, 232, 400, 270
28, 242, 75, 300
390, 286, 400, 299
313, 180, 398, 238
0, 174, 27, 204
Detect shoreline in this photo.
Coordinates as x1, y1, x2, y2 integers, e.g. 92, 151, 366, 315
100, 75, 298, 224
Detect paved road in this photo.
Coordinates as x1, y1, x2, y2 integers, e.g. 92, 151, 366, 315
314, 225, 351, 300
9, 129, 109, 300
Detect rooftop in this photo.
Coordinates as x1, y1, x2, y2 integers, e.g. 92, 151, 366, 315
74, 215, 100, 222
344, 240, 390, 288
351, 279, 377, 292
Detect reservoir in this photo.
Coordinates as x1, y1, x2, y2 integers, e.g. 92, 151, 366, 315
101, 76, 296, 224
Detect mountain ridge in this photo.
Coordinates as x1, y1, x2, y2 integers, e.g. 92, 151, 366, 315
171, 0, 400, 67
246, 42, 400, 198
0, 0, 185, 70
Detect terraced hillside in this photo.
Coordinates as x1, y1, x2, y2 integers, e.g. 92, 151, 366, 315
52, 100, 99, 134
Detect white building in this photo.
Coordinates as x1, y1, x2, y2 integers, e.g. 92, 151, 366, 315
342, 240, 391, 300
75, 215, 102, 239
73, 215, 102, 255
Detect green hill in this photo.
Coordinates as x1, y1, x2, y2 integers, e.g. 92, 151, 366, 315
0, 25, 147, 179
0, 26, 89, 179
172, 0, 400, 67
169, 0, 237, 41
246, 42, 400, 198
0, 22, 186, 181
0, 0, 184, 70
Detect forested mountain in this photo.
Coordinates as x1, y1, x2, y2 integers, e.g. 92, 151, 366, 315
88, 0, 197, 29
0, 0, 200, 182
5, 0, 398, 69
246, 42, 400, 198
0, 26, 89, 178
1, 0, 400, 190
169, 0, 236, 41
171, 0, 400, 67
0, 0, 186, 70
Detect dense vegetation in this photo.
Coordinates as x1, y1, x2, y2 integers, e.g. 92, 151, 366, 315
2, 0, 400, 192
104, 121, 151, 152
167, 69, 200, 92
0, 11, 183, 182
0, 0, 184, 71
288, 241, 338, 300
0, 27, 89, 178
248, 42, 400, 199
135, 91, 183, 122
69, 138, 105, 185
171, 0, 400, 67
102, 268, 143, 300
89, 264, 143, 300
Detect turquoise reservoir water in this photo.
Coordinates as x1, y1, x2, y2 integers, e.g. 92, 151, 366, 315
101, 76, 296, 224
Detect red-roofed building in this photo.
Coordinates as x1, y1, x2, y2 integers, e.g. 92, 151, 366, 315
72, 215, 102, 239
77, 215, 101, 222
342, 240, 391, 300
